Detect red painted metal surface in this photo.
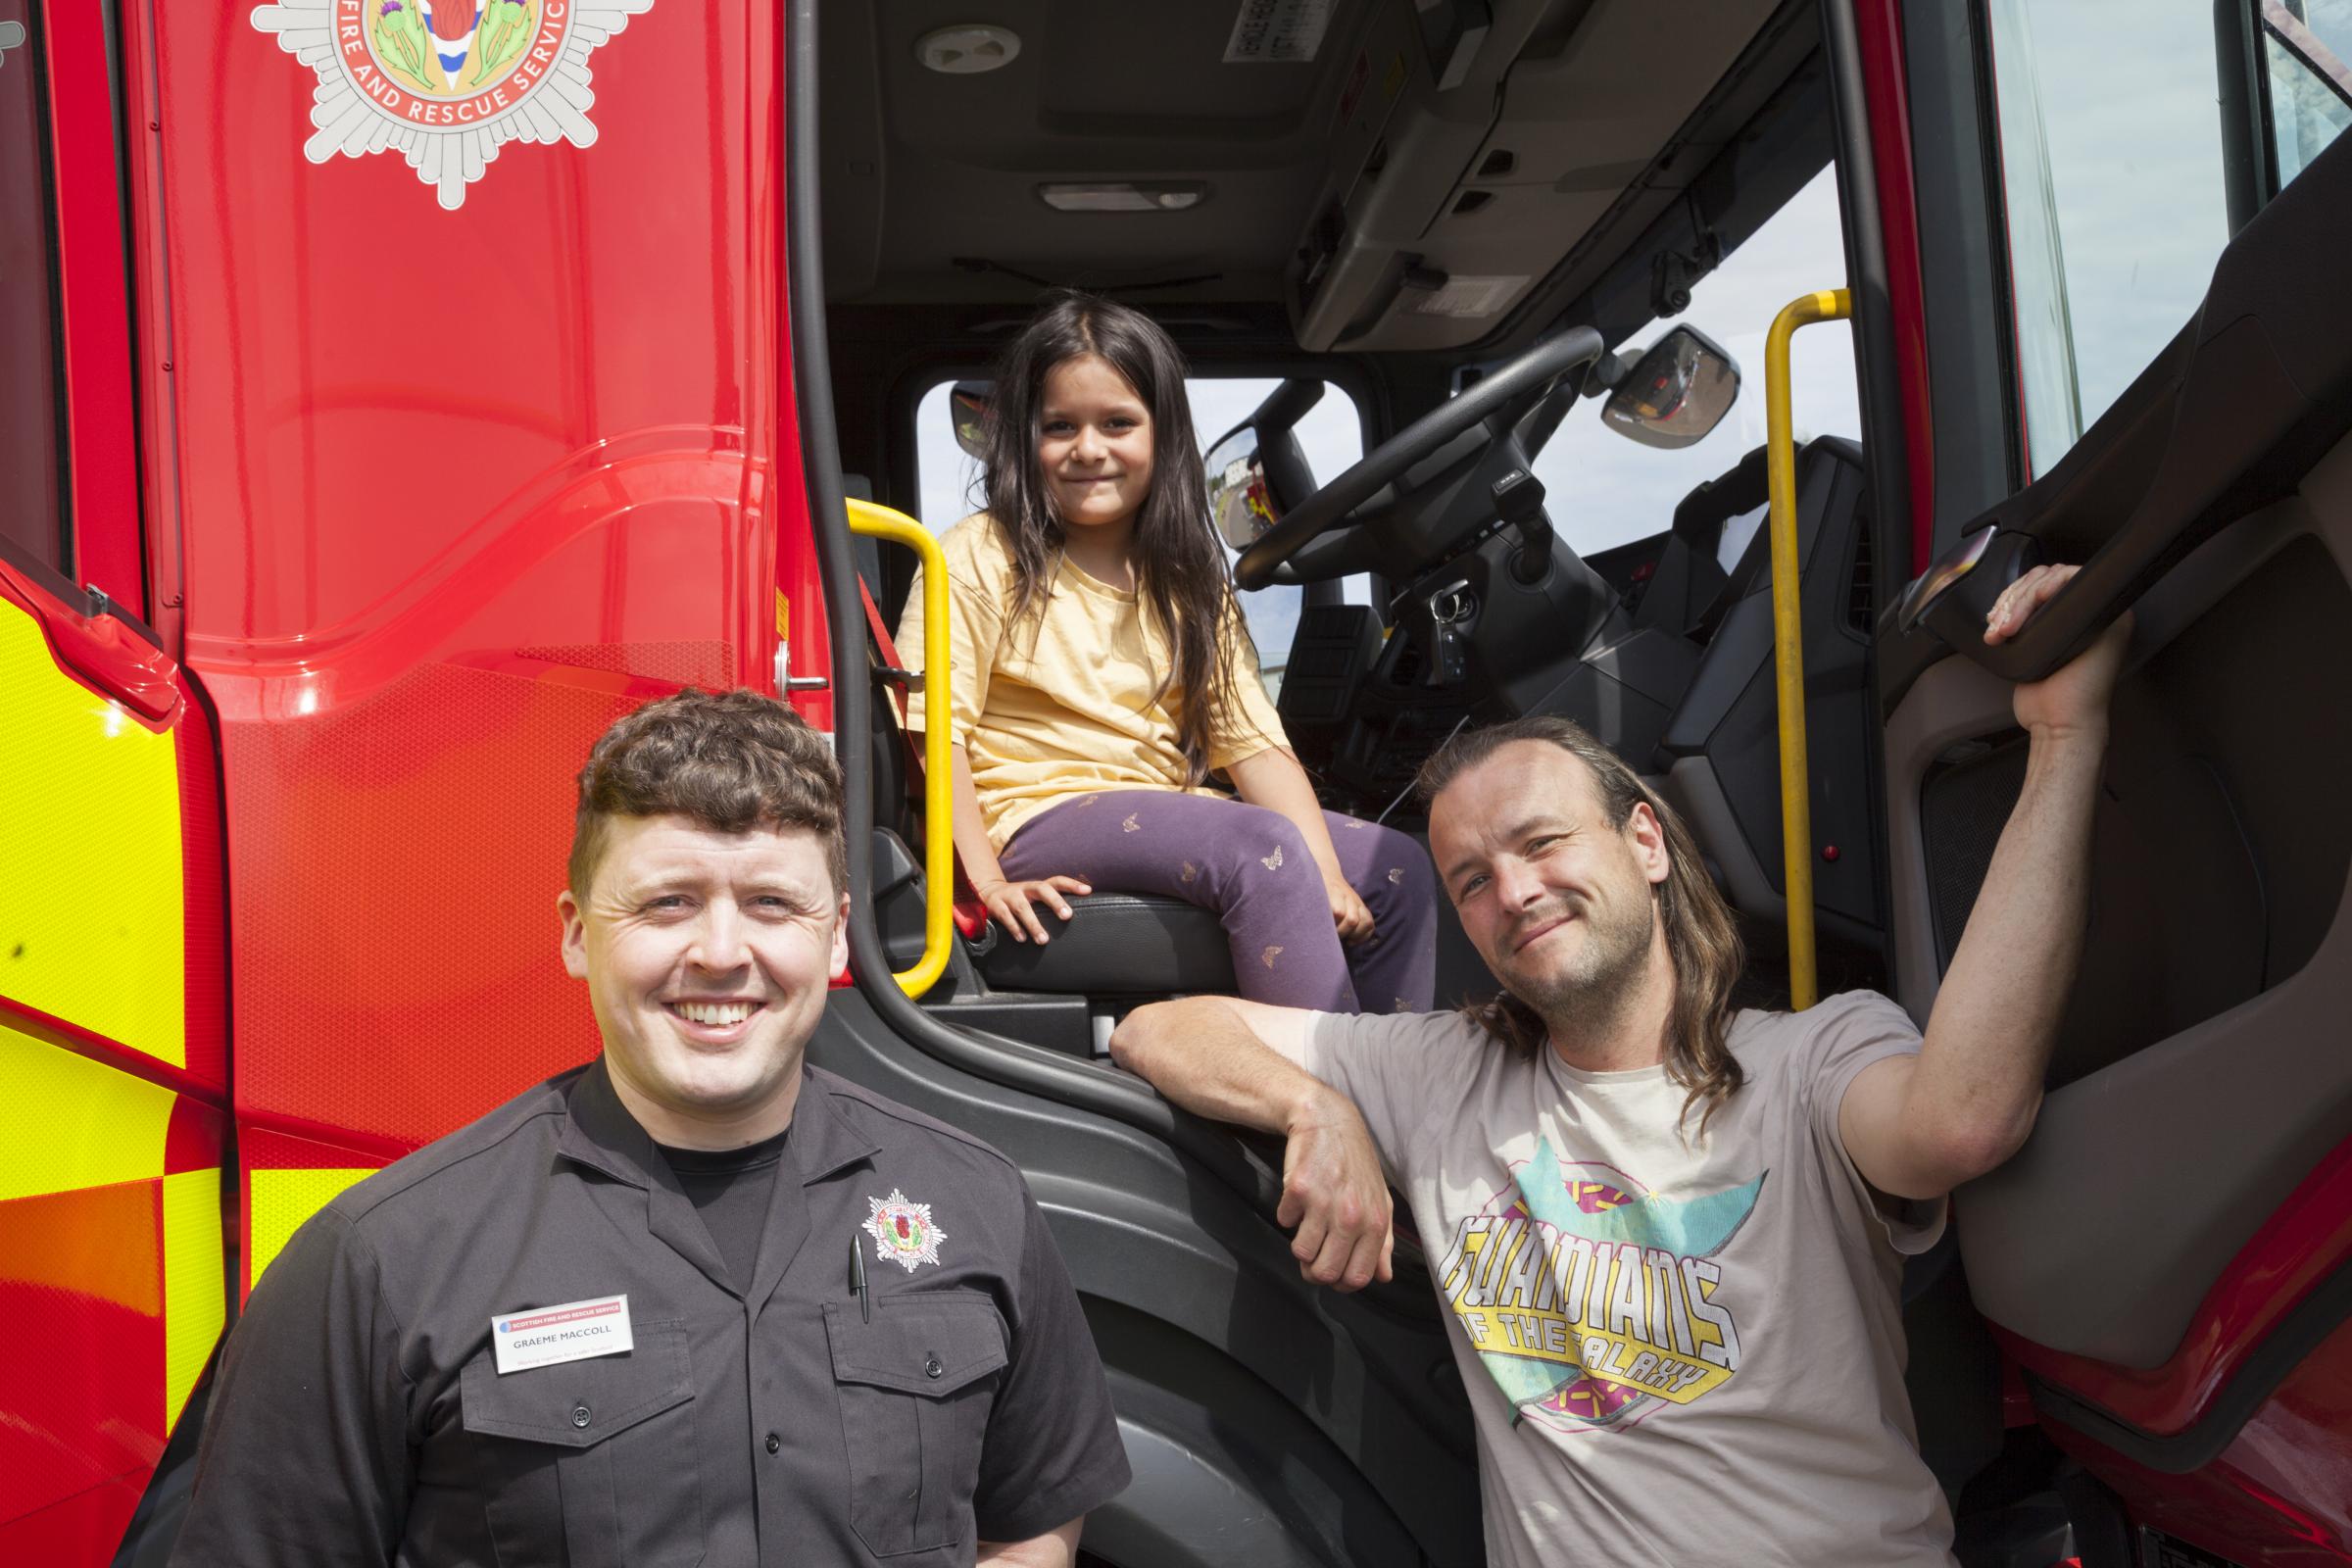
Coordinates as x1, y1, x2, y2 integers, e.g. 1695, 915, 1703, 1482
1851, 0, 1936, 573
0, 1472, 148, 1568
39, 0, 144, 618
174, 673, 229, 1099
2045, 1315, 2352, 1564
128, 1, 806, 1159
2001, 1134, 2352, 1438
0, 1182, 169, 1533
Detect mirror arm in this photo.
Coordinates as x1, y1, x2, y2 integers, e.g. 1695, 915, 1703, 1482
1584, 347, 1637, 397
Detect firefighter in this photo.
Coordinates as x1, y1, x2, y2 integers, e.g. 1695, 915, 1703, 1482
170, 689, 1129, 1567
1111, 564, 2128, 1566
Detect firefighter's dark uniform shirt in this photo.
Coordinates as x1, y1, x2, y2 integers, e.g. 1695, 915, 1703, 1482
168, 1059, 1130, 1567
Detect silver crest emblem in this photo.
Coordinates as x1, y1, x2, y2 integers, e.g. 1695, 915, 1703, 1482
249, 0, 655, 210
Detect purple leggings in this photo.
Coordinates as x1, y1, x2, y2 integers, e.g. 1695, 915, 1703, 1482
998, 790, 1437, 1013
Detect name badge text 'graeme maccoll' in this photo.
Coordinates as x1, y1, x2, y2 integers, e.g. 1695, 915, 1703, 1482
492, 1294, 634, 1374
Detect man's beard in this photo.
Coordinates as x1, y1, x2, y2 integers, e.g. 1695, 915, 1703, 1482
1498, 888, 1658, 1040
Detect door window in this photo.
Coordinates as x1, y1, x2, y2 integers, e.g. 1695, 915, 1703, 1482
0, 0, 70, 579
2264, 2, 2352, 186
1984, 0, 2350, 477
913, 375, 1367, 697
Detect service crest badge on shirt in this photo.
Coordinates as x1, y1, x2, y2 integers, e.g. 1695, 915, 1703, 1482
862, 1189, 947, 1272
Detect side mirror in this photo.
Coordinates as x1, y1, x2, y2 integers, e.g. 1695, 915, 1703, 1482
1601, 326, 1740, 449
1202, 378, 1326, 553
1205, 426, 1279, 550
949, 380, 991, 460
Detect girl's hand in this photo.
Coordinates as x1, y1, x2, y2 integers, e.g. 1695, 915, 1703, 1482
1325, 874, 1374, 945
973, 875, 1092, 945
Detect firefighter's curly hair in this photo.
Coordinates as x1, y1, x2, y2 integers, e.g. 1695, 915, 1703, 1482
567, 688, 848, 898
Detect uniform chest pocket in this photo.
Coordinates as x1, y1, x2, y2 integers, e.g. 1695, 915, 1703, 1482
825, 1293, 1009, 1559
459, 1323, 701, 1568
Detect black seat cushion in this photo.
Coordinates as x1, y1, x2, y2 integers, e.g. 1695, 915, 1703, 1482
972, 893, 1236, 997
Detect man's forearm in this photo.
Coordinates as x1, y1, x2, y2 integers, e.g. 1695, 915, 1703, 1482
978, 1518, 1082, 1568
1109, 997, 1333, 1135
1913, 725, 2106, 1163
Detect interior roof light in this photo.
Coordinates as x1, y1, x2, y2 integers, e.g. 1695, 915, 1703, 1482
1038, 182, 1208, 213
916, 24, 1022, 74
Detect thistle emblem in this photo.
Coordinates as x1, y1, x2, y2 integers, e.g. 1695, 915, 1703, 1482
250, 0, 656, 210
861, 1189, 947, 1274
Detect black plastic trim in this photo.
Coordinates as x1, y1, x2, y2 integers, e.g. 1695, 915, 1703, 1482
2214, 0, 2278, 234
1900, 0, 2021, 542
2028, 1258, 2352, 1475
1818, 0, 1910, 623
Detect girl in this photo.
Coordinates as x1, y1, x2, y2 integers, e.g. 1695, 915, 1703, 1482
900, 293, 1435, 1014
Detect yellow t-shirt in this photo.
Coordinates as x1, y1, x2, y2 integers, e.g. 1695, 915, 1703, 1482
898, 514, 1290, 850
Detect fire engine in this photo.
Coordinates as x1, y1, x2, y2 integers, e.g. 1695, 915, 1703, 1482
4, 0, 2349, 1562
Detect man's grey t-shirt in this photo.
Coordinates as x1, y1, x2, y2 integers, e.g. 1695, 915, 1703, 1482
1302, 990, 1956, 1568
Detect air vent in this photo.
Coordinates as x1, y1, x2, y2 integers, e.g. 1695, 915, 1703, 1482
1847, 530, 1875, 634
1451, 189, 1493, 217
1477, 148, 1515, 178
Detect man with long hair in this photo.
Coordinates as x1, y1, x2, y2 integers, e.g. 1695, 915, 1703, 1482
1110, 564, 2125, 1565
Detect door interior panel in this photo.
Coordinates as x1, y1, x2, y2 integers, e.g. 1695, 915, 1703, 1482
1884, 433, 2352, 1369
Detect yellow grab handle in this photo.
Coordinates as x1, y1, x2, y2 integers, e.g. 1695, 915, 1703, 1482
845, 500, 955, 998
1763, 288, 1850, 1011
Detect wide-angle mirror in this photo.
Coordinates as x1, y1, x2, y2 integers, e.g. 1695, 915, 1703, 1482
1601, 325, 1741, 449
949, 380, 991, 460
1205, 425, 1279, 550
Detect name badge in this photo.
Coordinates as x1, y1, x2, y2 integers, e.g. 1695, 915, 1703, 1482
491, 1294, 634, 1375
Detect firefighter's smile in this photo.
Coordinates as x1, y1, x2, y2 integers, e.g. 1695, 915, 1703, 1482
662, 998, 767, 1043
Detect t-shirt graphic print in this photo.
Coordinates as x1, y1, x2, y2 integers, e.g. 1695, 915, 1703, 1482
1441, 1143, 1764, 1428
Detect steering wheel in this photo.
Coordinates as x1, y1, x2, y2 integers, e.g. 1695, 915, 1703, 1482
1234, 326, 1604, 591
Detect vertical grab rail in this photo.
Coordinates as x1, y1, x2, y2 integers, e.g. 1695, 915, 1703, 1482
1763, 287, 1851, 1011
844, 500, 955, 997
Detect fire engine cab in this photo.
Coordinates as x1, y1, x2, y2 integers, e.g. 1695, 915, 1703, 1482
4, 1, 2350, 1563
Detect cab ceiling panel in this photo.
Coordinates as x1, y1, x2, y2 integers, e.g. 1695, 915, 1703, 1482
1289, 0, 1788, 353
819, 0, 1385, 304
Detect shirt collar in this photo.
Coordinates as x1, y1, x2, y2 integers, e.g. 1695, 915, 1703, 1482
558, 1056, 878, 1188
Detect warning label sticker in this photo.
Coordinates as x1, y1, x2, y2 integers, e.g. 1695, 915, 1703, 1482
1225, 0, 1335, 63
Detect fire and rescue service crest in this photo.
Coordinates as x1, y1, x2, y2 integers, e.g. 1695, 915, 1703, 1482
249, 0, 654, 210
861, 1190, 947, 1274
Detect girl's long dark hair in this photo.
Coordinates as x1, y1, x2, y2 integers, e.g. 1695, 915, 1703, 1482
980, 291, 1247, 786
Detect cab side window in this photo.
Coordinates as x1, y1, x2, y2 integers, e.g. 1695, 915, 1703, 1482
0, 0, 71, 579
1984, 0, 2351, 476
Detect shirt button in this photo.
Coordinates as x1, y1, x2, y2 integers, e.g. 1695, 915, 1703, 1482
765, 1432, 782, 1454
571, 1405, 591, 1428
924, 1353, 944, 1379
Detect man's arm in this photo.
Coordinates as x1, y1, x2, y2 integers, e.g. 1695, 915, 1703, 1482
979, 1519, 1084, 1568
168, 1210, 411, 1566
1840, 564, 2131, 1199
1110, 998, 1395, 1290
